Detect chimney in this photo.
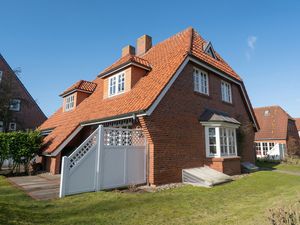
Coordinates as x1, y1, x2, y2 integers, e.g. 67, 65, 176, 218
136, 35, 152, 56
122, 45, 135, 57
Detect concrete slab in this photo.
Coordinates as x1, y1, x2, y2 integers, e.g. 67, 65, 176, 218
7, 174, 60, 200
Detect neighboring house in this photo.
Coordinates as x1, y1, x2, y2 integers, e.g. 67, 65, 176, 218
295, 118, 300, 137
39, 27, 258, 186
0, 54, 47, 132
254, 106, 300, 159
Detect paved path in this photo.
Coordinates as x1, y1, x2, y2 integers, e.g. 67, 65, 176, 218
8, 173, 60, 200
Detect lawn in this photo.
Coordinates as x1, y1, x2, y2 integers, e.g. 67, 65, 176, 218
1, 172, 300, 225
256, 160, 300, 172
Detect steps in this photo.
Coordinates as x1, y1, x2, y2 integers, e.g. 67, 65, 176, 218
182, 166, 232, 187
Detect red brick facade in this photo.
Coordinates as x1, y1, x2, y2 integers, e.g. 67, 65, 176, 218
139, 62, 256, 185
0, 55, 46, 131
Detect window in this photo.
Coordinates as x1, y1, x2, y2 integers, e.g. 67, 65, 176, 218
204, 125, 238, 158
193, 68, 209, 95
262, 142, 268, 155
109, 73, 125, 97
264, 110, 270, 116
0, 70, 3, 83
268, 142, 275, 151
208, 128, 217, 156
221, 81, 232, 103
9, 99, 21, 111
65, 94, 75, 111
8, 122, 16, 131
0, 121, 3, 132
255, 142, 261, 155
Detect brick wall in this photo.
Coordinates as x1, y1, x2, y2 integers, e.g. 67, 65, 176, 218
0, 56, 47, 131
286, 119, 300, 156
139, 62, 256, 185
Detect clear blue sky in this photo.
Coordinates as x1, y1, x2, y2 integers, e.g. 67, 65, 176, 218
1, 0, 300, 117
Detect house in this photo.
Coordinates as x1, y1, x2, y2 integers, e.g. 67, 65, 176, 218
0, 54, 47, 132
254, 106, 300, 159
39, 27, 258, 186
295, 118, 300, 137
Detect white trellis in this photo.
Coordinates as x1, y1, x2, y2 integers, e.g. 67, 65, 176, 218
59, 125, 146, 198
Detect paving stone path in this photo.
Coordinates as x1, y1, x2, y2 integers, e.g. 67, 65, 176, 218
8, 173, 60, 200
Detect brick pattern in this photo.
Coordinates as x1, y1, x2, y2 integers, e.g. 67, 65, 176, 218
139, 63, 255, 185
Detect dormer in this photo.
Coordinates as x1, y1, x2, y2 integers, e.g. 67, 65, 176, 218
203, 41, 218, 60
60, 80, 97, 112
98, 35, 152, 99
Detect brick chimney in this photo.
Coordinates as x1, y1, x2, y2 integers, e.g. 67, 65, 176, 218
122, 45, 135, 57
136, 35, 152, 56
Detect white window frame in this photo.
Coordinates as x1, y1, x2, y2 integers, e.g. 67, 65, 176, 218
193, 68, 209, 95
9, 99, 21, 111
108, 72, 125, 97
221, 81, 232, 103
64, 94, 75, 112
0, 121, 3, 132
8, 122, 16, 131
255, 142, 276, 157
202, 122, 239, 158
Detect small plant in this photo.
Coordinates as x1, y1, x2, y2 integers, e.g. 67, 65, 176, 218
282, 156, 300, 166
267, 201, 300, 225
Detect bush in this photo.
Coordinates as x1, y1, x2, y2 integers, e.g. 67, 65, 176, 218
0, 131, 43, 174
268, 201, 300, 225
282, 156, 300, 166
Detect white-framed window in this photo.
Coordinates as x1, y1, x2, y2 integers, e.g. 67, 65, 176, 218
9, 99, 21, 111
8, 122, 16, 131
256, 142, 276, 157
221, 81, 232, 103
64, 94, 75, 111
204, 123, 238, 158
0, 121, 3, 132
0, 70, 3, 83
193, 68, 209, 95
109, 72, 125, 97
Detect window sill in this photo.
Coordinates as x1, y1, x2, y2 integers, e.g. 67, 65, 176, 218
221, 100, 234, 106
194, 91, 211, 99
205, 156, 240, 162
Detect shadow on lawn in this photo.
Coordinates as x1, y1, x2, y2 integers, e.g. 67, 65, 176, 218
255, 160, 281, 171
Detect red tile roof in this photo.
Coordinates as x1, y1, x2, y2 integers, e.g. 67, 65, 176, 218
39, 27, 250, 154
60, 80, 97, 96
99, 55, 151, 77
254, 106, 294, 140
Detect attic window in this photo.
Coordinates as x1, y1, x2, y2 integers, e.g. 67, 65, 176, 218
204, 42, 218, 60
109, 72, 125, 97
264, 110, 270, 116
65, 94, 75, 111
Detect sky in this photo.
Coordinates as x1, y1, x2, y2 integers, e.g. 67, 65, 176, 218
1, 0, 300, 117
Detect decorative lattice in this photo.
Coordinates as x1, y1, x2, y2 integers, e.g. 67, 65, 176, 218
69, 131, 97, 170
103, 128, 145, 147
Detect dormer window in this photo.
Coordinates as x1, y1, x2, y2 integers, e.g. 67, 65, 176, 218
109, 73, 125, 97
264, 110, 270, 116
65, 94, 75, 111
203, 41, 218, 60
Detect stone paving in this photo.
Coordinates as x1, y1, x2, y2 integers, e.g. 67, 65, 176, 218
8, 173, 60, 200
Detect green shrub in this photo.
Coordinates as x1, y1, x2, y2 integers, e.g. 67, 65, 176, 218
0, 131, 43, 174
268, 201, 300, 225
0, 133, 9, 170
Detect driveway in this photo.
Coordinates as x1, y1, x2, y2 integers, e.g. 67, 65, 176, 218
8, 173, 60, 200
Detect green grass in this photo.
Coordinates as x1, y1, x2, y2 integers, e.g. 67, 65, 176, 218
256, 161, 300, 172
1, 172, 300, 225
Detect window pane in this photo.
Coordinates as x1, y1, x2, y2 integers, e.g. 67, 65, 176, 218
193, 68, 208, 94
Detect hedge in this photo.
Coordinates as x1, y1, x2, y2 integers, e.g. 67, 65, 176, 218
0, 130, 43, 174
